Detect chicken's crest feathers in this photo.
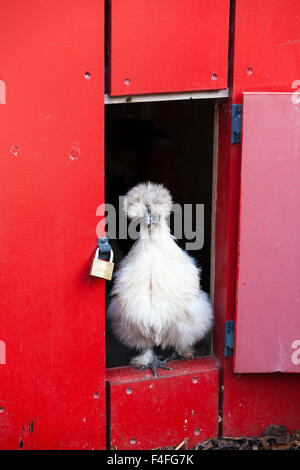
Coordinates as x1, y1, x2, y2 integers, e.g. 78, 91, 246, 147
123, 182, 172, 220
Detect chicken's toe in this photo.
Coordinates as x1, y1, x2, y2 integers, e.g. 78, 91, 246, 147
163, 351, 185, 363
136, 355, 172, 378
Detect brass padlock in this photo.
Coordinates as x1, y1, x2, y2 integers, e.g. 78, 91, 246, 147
90, 248, 114, 280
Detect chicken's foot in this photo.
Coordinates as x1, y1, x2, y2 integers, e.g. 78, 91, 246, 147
138, 354, 172, 378
163, 351, 185, 363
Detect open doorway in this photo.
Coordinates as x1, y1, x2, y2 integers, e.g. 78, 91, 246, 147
105, 99, 215, 368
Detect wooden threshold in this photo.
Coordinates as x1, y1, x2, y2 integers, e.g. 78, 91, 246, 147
105, 89, 229, 105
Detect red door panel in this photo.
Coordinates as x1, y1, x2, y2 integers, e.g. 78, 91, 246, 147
0, 1, 105, 449
232, 0, 300, 102
109, 0, 230, 96
234, 92, 300, 373
107, 357, 220, 450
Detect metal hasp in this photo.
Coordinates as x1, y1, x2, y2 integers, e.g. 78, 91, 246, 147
97, 237, 112, 261
224, 320, 235, 357
231, 104, 242, 144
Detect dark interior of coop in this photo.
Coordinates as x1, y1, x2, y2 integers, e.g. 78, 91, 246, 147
105, 99, 215, 368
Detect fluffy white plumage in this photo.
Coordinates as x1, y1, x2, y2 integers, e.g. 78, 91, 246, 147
107, 182, 213, 375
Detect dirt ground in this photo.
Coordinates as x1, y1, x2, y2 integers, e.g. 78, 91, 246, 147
170, 425, 300, 451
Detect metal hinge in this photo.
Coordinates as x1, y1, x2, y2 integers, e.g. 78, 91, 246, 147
224, 320, 235, 357
231, 104, 242, 144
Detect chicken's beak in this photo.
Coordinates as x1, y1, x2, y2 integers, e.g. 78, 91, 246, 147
145, 207, 152, 226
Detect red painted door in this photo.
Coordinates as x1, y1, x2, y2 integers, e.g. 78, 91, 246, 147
107, 357, 220, 450
109, 0, 230, 96
234, 92, 300, 373
0, 1, 106, 449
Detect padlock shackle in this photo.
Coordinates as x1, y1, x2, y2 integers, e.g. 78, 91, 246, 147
95, 247, 114, 263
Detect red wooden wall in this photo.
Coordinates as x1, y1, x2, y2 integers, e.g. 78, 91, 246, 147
214, 0, 300, 436
109, 0, 230, 95
0, 0, 300, 449
106, 0, 230, 450
0, 0, 106, 449
107, 358, 219, 450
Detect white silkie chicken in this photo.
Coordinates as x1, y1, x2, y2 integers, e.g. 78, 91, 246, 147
107, 182, 213, 377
